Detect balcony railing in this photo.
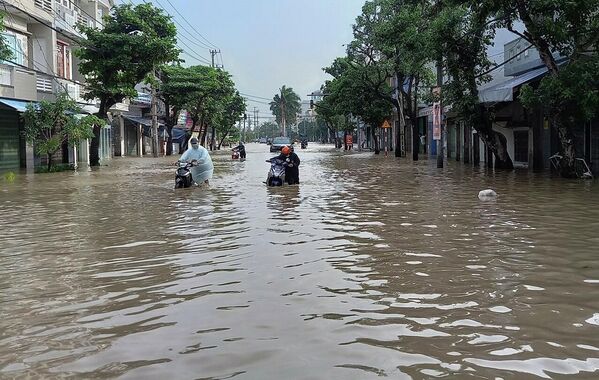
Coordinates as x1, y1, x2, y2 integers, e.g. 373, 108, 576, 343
36, 75, 53, 92
34, 0, 53, 13
0, 65, 12, 86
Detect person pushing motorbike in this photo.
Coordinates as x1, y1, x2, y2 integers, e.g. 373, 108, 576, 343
274, 145, 300, 185
232, 141, 246, 159
178, 137, 214, 185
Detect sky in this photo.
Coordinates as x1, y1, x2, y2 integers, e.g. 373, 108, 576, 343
132, 0, 520, 120
137, 0, 366, 119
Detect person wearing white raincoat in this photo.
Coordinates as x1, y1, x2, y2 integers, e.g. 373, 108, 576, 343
179, 137, 214, 184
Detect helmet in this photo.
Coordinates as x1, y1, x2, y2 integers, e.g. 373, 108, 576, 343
190, 137, 199, 145
281, 146, 291, 155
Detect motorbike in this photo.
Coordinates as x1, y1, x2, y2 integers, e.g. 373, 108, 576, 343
174, 160, 197, 188
231, 149, 240, 160
301, 140, 307, 149
265, 157, 293, 186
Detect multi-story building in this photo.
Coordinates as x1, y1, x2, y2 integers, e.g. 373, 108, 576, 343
0, 0, 113, 172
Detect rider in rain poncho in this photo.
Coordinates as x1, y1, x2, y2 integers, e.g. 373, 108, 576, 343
180, 137, 213, 184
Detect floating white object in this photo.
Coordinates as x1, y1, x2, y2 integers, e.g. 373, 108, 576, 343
478, 189, 497, 200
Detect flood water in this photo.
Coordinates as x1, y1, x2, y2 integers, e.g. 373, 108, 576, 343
1, 143, 599, 379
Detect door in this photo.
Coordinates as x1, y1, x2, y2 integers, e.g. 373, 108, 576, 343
0, 111, 20, 171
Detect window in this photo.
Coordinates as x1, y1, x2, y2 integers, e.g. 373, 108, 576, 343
56, 41, 71, 79
514, 130, 529, 162
1, 32, 27, 66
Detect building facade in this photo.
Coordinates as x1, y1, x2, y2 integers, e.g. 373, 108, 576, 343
0, 0, 113, 172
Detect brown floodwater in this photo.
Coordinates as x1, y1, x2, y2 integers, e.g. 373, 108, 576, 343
1, 143, 599, 379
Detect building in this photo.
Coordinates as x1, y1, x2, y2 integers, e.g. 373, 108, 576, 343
415, 36, 597, 176
0, 0, 113, 172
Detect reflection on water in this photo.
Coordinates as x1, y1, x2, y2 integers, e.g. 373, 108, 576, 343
1, 144, 599, 379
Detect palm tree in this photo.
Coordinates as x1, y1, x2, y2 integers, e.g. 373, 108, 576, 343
270, 85, 301, 137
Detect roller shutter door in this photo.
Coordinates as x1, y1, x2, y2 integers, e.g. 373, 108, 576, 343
0, 111, 20, 171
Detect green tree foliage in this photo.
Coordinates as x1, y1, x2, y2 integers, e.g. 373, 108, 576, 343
256, 121, 279, 139
269, 86, 301, 136
427, 1, 515, 169
76, 3, 179, 165
0, 12, 13, 61
322, 57, 392, 153
159, 65, 245, 149
213, 91, 246, 148
369, 0, 434, 159
22, 94, 102, 171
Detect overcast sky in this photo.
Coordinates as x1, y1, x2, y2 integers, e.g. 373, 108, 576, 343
137, 0, 365, 118
136, 0, 519, 118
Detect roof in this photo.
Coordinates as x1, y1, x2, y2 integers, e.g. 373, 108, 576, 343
478, 65, 549, 103
0, 97, 36, 112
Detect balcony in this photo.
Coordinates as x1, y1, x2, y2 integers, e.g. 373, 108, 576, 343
34, 0, 53, 13
55, 3, 86, 39
56, 78, 87, 103
0, 64, 37, 100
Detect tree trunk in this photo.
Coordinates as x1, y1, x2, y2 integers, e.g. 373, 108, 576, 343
553, 114, 578, 178
412, 120, 419, 161
47, 153, 52, 171
491, 131, 513, 169
166, 126, 173, 156
218, 132, 229, 149
210, 126, 216, 151
371, 126, 380, 154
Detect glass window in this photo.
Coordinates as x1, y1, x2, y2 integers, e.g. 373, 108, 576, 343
1, 32, 26, 65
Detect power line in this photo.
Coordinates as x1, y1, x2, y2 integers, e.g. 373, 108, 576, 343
162, 0, 219, 50
138, 0, 211, 65
239, 92, 272, 101
154, 0, 213, 51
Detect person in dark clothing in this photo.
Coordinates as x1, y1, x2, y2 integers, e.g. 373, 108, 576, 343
233, 141, 246, 159
275, 145, 300, 184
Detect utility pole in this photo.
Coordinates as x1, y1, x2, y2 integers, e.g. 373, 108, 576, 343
210, 49, 220, 68
151, 67, 159, 157
436, 60, 444, 168
243, 113, 247, 143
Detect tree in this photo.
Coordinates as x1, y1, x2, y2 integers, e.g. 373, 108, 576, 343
369, 0, 434, 160
322, 57, 393, 154
269, 86, 301, 137
76, 3, 179, 165
0, 12, 13, 61
426, 1, 515, 169
214, 91, 246, 149
22, 94, 102, 171
157, 65, 189, 155
489, 0, 599, 177
256, 121, 279, 139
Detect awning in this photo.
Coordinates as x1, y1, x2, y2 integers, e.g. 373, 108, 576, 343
122, 115, 165, 127
478, 65, 549, 103
0, 97, 36, 112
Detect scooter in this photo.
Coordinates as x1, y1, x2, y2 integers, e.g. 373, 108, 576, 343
265, 158, 293, 186
231, 149, 240, 160
174, 160, 197, 188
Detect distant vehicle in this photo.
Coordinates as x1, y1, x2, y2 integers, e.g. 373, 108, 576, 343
270, 136, 292, 152
259, 138, 268, 144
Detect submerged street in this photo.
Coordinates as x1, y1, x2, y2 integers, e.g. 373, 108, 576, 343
1, 144, 599, 379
